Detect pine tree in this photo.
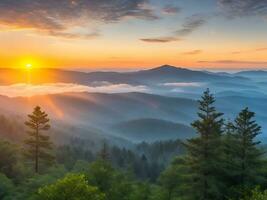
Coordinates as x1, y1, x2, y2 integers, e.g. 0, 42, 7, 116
24, 106, 54, 173
185, 89, 224, 200
230, 107, 264, 198
99, 141, 110, 161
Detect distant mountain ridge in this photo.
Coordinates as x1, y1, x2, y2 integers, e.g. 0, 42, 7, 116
112, 118, 195, 142
1, 65, 267, 143
0, 65, 249, 85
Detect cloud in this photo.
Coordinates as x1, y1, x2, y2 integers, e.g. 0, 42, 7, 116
199, 60, 267, 65
140, 36, 181, 43
0, 0, 158, 38
161, 82, 204, 87
0, 83, 149, 97
256, 48, 267, 51
231, 47, 267, 54
141, 14, 207, 43
231, 51, 242, 54
218, 0, 267, 18
182, 50, 203, 55
175, 14, 207, 36
162, 5, 181, 15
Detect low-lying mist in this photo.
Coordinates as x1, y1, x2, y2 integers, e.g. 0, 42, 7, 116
0, 83, 148, 97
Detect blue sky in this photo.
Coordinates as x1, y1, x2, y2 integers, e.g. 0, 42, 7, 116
0, 0, 266, 69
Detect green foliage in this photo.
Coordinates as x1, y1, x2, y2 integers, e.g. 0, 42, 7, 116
72, 159, 135, 199
241, 187, 267, 200
158, 157, 188, 200
129, 182, 151, 200
24, 106, 54, 173
56, 144, 94, 170
224, 108, 264, 199
1, 94, 267, 200
37, 173, 105, 200
0, 115, 25, 142
0, 140, 18, 178
71, 160, 91, 173
86, 160, 115, 194
85, 159, 135, 200
0, 173, 14, 199
185, 89, 224, 200
9, 166, 67, 200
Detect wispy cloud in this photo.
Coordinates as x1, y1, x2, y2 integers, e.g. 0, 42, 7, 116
199, 60, 267, 65
162, 5, 181, 15
182, 50, 203, 55
140, 14, 207, 43
140, 36, 181, 43
175, 14, 207, 36
231, 47, 267, 54
256, 48, 267, 51
0, 0, 159, 38
218, 0, 267, 18
0, 83, 149, 97
231, 51, 243, 54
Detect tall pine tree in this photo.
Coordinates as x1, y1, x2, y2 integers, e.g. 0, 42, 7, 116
230, 107, 264, 198
24, 106, 54, 173
185, 89, 224, 200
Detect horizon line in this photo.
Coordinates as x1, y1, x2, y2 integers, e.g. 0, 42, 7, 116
0, 65, 267, 73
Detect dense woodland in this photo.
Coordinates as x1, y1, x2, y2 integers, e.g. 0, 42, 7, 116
1, 89, 267, 200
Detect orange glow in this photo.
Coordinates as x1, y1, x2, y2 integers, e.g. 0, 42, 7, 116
43, 96, 64, 119
18, 57, 41, 69
0, 34, 266, 70
25, 63, 32, 69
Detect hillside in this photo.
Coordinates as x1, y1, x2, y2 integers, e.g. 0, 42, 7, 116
112, 118, 195, 142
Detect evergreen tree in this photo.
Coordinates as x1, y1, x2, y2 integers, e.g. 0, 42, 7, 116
99, 141, 110, 161
0, 173, 14, 199
159, 156, 188, 200
185, 89, 224, 200
0, 140, 18, 178
230, 108, 264, 198
24, 106, 54, 173
221, 121, 239, 199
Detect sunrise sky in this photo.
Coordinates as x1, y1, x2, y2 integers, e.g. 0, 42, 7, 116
0, 0, 267, 70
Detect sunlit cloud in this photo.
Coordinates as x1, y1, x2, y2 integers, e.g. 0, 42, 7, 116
231, 47, 267, 54
175, 14, 207, 36
256, 48, 267, 52
218, 0, 267, 18
162, 5, 181, 15
140, 36, 181, 43
0, 83, 149, 97
182, 50, 203, 55
199, 60, 267, 65
140, 14, 207, 43
0, 0, 158, 38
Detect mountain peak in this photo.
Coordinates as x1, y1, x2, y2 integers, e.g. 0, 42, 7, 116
149, 65, 186, 72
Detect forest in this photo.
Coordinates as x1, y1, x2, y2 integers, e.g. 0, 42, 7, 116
1, 89, 267, 200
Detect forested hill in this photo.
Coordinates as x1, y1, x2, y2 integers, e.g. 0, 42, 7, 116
1, 89, 267, 200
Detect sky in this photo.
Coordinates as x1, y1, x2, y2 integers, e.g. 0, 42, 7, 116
0, 0, 267, 70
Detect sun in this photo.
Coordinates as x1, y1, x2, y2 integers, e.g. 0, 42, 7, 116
25, 63, 33, 69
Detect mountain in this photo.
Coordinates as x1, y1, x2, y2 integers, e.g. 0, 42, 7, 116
216, 90, 267, 98
1, 66, 267, 143
0, 65, 249, 85
0, 92, 198, 127
111, 118, 195, 142
234, 70, 267, 82
0, 91, 199, 142
235, 70, 267, 77
1, 90, 267, 139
